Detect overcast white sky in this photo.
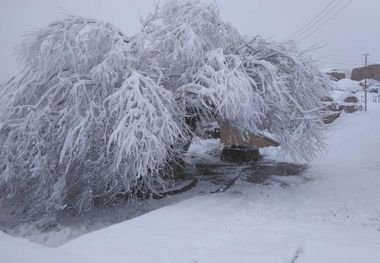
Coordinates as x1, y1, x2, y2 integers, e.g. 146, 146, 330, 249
1, 0, 379, 81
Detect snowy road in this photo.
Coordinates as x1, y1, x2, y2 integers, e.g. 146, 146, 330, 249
1, 96, 380, 262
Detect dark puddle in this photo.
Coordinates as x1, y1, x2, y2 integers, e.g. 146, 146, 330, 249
182, 159, 307, 189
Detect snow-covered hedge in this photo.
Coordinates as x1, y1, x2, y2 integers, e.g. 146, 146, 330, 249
0, 0, 331, 226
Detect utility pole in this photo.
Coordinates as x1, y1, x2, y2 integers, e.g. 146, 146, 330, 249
363, 53, 370, 112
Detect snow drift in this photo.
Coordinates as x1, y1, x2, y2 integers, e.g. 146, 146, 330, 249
335, 78, 362, 92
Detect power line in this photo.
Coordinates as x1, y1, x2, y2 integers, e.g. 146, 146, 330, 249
293, 0, 346, 40
318, 62, 359, 66
315, 58, 361, 66
315, 53, 380, 61
316, 58, 360, 63
311, 52, 363, 59
290, 0, 352, 42
302, 40, 331, 53
298, 0, 353, 42
312, 54, 363, 63
313, 56, 363, 63
288, 0, 340, 40
310, 51, 380, 66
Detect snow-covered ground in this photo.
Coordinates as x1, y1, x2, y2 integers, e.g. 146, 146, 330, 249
1, 93, 380, 262
335, 78, 363, 92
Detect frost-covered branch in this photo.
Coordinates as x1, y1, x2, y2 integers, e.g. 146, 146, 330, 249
240, 37, 331, 160
0, 15, 187, 225
0, 0, 331, 226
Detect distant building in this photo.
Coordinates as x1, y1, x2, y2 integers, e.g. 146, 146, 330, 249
321, 68, 347, 81
325, 72, 346, 81
351, 64, 380, 81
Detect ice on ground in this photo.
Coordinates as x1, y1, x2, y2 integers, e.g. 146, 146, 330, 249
1, 92, 380, 262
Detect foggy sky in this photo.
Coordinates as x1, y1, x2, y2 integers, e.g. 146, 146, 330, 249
1, 0, 379, 81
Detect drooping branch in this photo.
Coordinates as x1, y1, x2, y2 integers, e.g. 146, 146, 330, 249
0, 15, 188, 226
0, 1, 331, 227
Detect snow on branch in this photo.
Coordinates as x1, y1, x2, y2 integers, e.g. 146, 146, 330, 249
0, 15, 187, 226
142, 0, 242, 91
175, 48, 266, 134
241, 37, 331, 160
143, 1, 331, 162
0, 1, 331, 226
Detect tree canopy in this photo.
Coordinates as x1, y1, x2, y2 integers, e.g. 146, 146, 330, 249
0, 0, 330, 226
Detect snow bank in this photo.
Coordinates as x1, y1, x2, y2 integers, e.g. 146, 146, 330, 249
335, 78, 362, 92
330, 90, 361, 107
359, 79, 380, 87
0, 232, 67, 263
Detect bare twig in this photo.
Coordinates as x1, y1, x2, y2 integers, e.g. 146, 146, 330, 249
291, 246, 303, 263
211, 172, 243, 193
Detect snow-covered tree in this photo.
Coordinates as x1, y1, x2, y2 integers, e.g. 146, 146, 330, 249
0, 1, 330, 226
237, 37, 331, 160
0, 15, 188, 225
142, 1, 330, 160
